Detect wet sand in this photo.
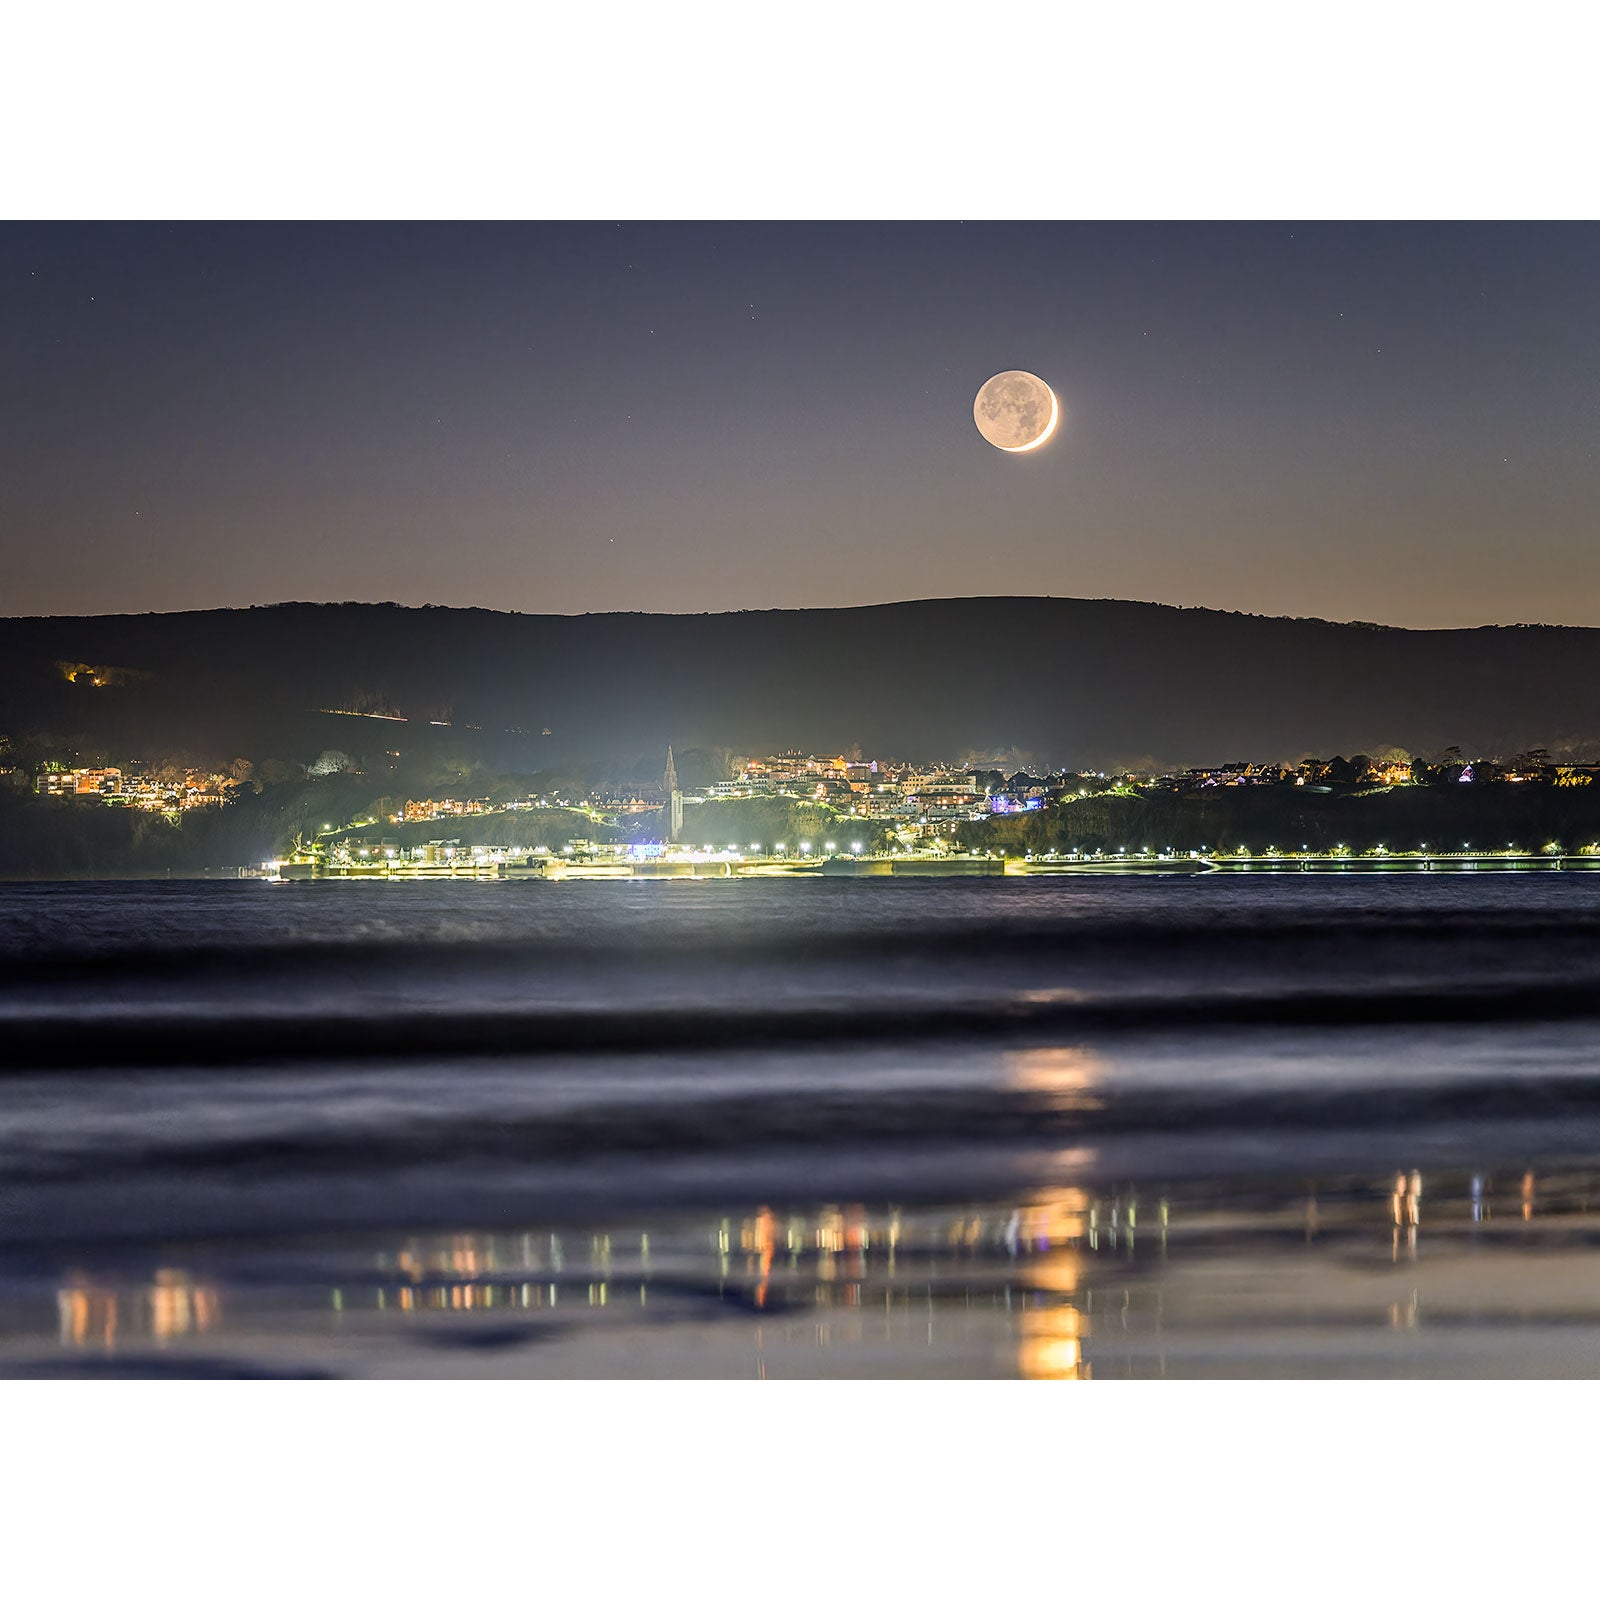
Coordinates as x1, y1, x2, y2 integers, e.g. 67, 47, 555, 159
7, 1169, 1599, 1378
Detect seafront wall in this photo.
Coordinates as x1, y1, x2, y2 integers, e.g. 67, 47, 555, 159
274, 855, 1009, 881
269, 850, 1600, 882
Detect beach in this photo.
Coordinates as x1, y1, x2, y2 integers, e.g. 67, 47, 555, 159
5, 874, 1600, 1377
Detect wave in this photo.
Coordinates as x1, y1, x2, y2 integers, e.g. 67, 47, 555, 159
10, 977, 1600, 1069
12, 1066, 1600, 1183
10, 907, 1600, 982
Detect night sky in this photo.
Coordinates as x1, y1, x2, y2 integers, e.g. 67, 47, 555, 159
3, 221, 1598, 628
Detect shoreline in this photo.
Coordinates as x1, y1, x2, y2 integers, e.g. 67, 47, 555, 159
5, 852, 1600, 884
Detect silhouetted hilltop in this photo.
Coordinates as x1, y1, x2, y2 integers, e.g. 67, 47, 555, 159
2, 597, 1598, 770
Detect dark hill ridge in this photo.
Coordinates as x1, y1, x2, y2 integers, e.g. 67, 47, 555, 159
1, 597, 1597, 770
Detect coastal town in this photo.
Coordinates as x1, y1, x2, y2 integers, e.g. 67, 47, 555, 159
18, 743, 1593, 818
11, 735, 1600, 879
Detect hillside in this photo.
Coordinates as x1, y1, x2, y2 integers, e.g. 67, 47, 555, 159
2, 597, 1598, 773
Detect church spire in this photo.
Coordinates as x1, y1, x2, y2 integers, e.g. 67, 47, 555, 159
663, 746, 682, 843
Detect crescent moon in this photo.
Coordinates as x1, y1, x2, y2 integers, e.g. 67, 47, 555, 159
998, 384, 1059, 453
973, 369, 1061, 452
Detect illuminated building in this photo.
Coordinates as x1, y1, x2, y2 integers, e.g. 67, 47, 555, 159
34, 766, 122, 796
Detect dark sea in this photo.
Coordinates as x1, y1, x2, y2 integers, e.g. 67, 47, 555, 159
5, 874, 1600, 1378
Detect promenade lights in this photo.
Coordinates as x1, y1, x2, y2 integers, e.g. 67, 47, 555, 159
825, 842, 837, 853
